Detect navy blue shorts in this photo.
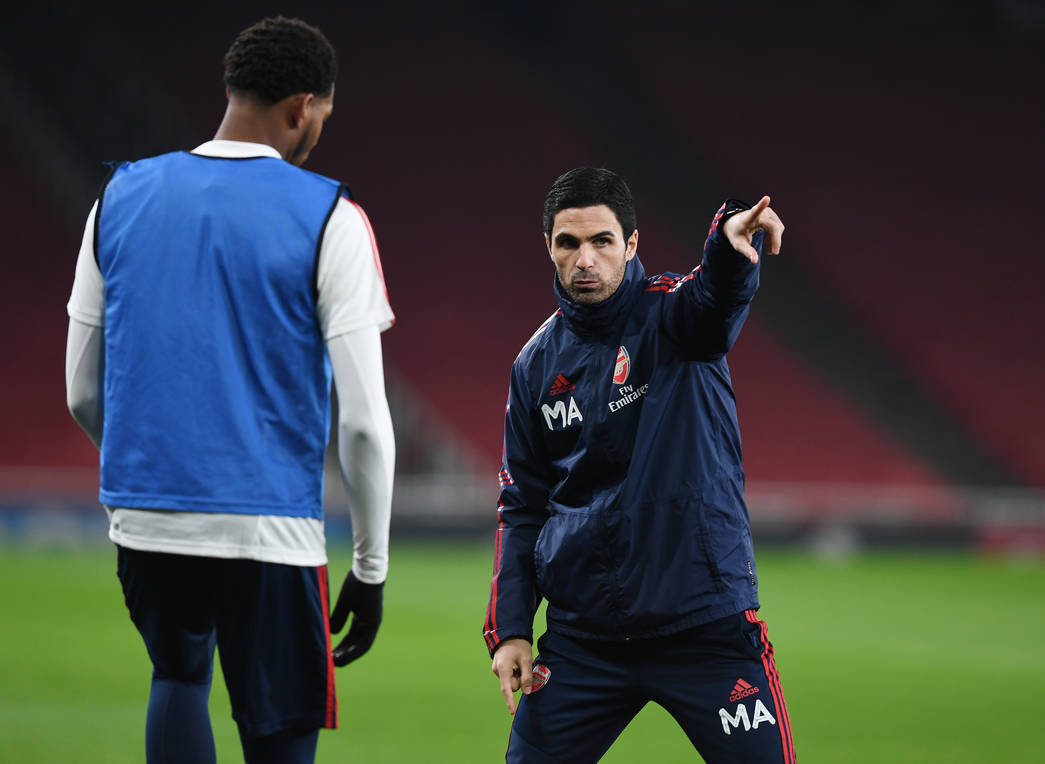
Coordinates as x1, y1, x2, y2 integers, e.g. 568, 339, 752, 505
507, 610, 795, 763
116, 546, 337, 737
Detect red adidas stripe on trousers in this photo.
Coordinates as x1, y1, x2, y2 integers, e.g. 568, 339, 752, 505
745, 609, 795, 763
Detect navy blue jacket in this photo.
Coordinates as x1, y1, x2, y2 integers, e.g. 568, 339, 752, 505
483, 203, 765, 655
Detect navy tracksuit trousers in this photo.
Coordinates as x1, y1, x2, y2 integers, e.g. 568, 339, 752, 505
507, 610, 795, 763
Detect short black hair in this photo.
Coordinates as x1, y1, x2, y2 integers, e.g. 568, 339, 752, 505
223, 16, 337, 104
542, 167, 637, 240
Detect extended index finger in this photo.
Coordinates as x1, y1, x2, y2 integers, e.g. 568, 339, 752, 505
749, 195, 771, 218
498, 667, 519, 714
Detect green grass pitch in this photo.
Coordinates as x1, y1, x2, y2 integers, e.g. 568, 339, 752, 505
1, 540, 1042, 762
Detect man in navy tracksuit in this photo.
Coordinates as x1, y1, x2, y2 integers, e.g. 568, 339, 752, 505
483, 168, 794, 763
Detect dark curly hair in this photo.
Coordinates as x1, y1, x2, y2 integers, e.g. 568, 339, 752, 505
542, 167, 637, 240
223, 16, 337, 104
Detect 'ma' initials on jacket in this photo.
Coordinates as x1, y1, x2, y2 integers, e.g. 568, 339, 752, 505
541, 396, 583, 430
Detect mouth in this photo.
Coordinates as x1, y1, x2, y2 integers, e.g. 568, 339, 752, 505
572, 278, 599, 291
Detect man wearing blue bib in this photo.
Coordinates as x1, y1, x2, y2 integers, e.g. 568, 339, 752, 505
66, 17, 395, 764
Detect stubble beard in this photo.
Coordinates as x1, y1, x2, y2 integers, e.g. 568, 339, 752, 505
564, 257, 628, 305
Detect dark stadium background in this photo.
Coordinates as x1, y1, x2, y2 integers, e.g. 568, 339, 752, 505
2, 0, 1043, 547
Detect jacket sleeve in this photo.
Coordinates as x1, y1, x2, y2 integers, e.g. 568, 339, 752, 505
483, 360, 551, 656
659, 200, 764, 359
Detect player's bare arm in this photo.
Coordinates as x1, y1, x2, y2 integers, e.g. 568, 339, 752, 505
723, 195, 785, 263
491, 638, 534, 715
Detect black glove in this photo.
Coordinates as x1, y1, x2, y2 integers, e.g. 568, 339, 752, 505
329, 570, 384, 667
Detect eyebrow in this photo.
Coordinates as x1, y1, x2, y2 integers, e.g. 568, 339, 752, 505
554, 230, 617, 245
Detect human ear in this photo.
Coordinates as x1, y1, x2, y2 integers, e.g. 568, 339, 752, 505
286, 93, 311, 128
626, 229, 639, 260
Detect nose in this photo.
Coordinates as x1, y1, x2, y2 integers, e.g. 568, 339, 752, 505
575, 243, 596, 270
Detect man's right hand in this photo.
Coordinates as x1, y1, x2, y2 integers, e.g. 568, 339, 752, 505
491, 638, 534, 715
329, 570, 383, 667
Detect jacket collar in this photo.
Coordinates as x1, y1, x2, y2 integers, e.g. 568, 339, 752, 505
554, 255, 646, 338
